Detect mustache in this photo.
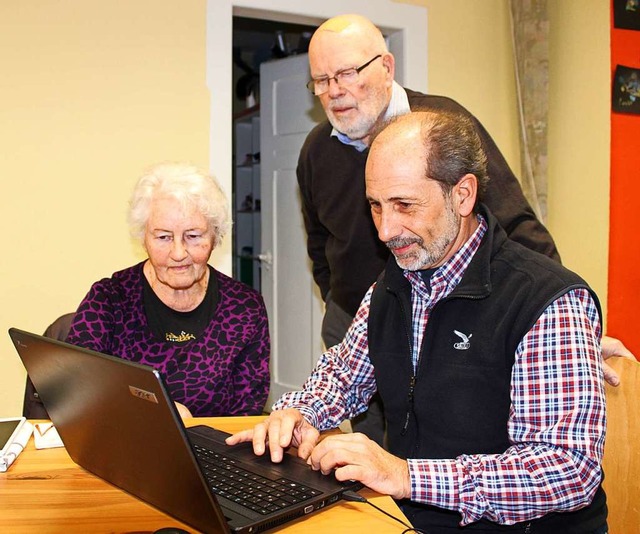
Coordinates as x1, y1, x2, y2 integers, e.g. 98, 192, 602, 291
328, 99, 356, 111
385, 237, 423, 251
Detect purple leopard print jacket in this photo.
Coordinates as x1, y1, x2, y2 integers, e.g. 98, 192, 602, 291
67, 262, 270, 416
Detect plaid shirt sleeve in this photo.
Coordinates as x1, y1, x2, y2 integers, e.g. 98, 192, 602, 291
407, 288, 605, 526
272, 285, 377, 430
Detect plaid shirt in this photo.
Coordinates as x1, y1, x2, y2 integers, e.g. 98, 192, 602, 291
274, 216, 605, 526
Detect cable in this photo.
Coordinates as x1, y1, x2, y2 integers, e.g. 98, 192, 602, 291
342, 490, 428, 534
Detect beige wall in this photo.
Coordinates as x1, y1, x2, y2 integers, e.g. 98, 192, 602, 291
0, 0, 209, 416
407, 0, 610, 315
401, 0, 521, 179
547, 0, 610, 318
0, 0, 610, 416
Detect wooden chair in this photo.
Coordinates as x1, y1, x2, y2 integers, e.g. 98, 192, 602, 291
601, 356, 640, 532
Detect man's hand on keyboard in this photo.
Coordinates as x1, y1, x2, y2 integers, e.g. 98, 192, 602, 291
226, 409, 320, 463
309, 432, 411, 500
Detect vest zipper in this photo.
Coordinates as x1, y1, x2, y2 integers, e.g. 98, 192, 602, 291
397, 292, 416, 436
393, 285, 486, 437
401, 374, 416, 435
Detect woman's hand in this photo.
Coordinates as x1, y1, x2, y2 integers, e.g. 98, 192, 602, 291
174, 402, 193, 420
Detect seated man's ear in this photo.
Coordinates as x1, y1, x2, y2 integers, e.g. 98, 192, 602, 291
454, 174, 478, 217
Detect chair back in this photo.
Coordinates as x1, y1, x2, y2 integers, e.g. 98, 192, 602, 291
601, 356, 640, 532
22, 313, 75, 418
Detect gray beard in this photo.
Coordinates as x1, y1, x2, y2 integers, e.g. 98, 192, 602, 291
386, 204, 460, 270
329, 113, 378, 141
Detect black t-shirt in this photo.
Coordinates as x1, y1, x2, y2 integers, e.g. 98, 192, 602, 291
143, 266, 219, 343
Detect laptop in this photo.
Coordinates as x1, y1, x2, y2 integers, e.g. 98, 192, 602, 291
9, 327, 362, 534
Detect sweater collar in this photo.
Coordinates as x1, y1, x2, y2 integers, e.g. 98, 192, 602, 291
330, 82, 410, 152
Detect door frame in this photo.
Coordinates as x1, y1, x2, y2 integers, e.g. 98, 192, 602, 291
206, 0, 428, 274
258, 53, 326, 406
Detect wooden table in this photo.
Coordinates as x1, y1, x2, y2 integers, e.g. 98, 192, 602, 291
0, 416, 410, 533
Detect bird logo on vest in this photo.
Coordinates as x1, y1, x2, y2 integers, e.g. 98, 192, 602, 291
453, 330, 472, 350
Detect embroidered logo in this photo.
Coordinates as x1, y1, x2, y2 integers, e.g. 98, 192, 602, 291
453, 330, 472, 350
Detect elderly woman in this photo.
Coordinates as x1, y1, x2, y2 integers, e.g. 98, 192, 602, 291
66, 163, 270, 416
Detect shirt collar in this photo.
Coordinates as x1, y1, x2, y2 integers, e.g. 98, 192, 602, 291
330, 81, 410, 152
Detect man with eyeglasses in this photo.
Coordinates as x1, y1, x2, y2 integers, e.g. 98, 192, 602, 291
296, 14, 633, 445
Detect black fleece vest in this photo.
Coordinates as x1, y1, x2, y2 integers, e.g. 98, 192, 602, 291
368, 208, 606, 533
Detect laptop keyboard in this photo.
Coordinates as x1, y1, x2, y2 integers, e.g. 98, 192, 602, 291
194, 444, 323, 515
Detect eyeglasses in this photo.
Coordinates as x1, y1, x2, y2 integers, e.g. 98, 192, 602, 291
306, 55, 382, 96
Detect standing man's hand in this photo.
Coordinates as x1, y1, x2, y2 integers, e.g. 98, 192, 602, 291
308, 432, 411, 500
602, 335, 636, 387
225, 408, 320, 462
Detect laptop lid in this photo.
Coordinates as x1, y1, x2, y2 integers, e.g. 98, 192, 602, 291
9, 328, 360, 533
10, 327, 229, 533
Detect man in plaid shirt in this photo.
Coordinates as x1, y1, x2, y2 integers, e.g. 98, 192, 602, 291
228, 110, 607, 533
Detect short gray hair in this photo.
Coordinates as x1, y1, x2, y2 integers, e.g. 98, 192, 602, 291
370, 110, 489, 208
128, 162, 231, 247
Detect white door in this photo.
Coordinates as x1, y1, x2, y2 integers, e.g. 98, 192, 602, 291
260, 54, 326, 407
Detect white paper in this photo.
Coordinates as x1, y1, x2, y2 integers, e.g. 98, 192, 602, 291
0, 421, 33, 472
33, 422, 64, 449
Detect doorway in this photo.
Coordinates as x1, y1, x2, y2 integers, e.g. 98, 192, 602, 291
231, 17, 318, 290
208, 1, 427, 402
207, 1, 427, 276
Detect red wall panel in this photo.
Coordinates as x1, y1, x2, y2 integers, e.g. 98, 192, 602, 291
609, 5, 640, 357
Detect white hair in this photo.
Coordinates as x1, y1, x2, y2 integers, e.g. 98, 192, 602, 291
128, 162, 231, 247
